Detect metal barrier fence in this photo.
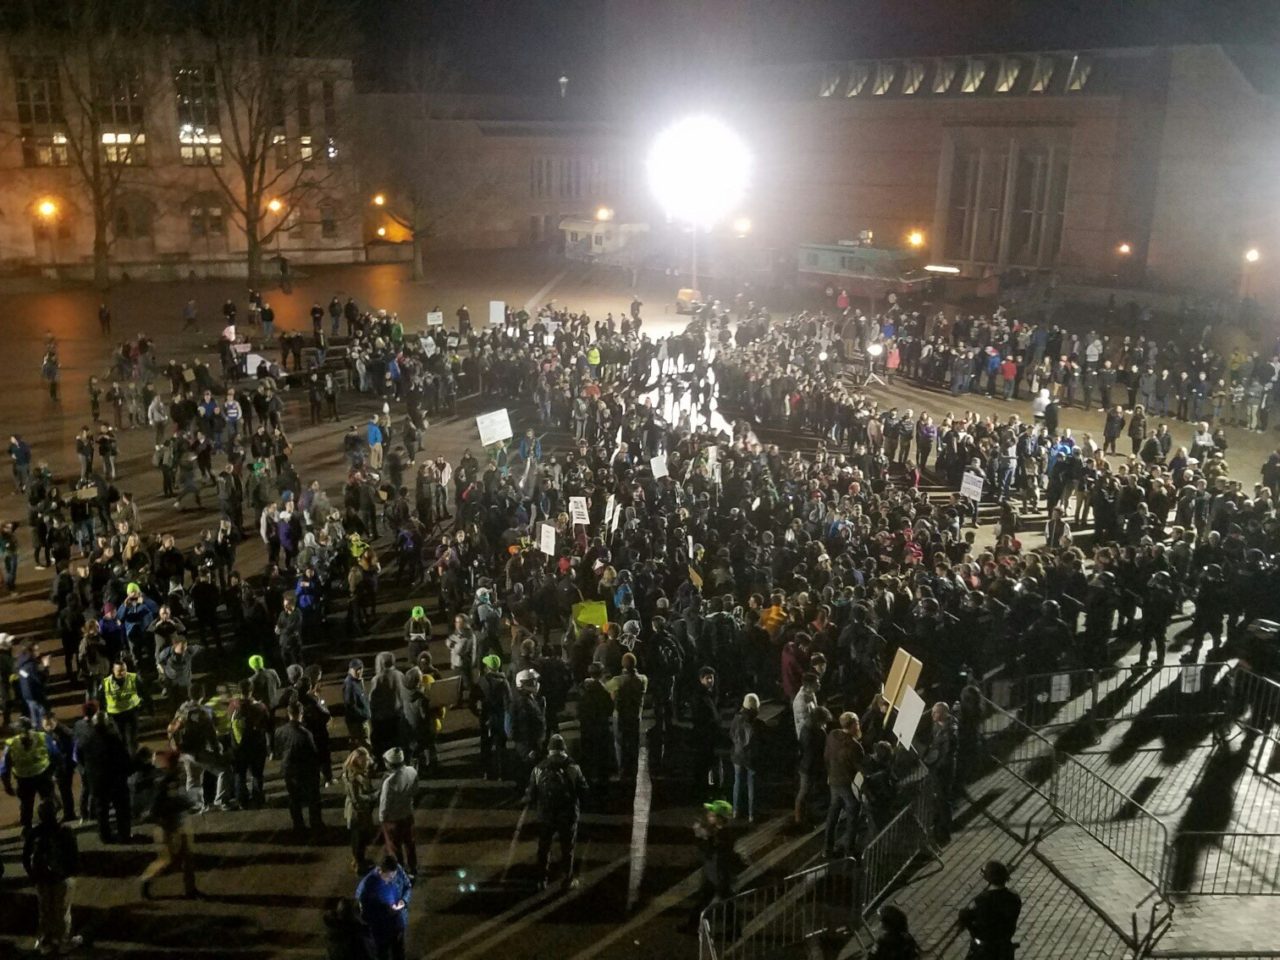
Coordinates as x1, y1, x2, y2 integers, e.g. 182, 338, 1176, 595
984, 662, 1233, 734
977, 692, 1171, 891
699, 762, 939, 960
1164, 832, 1280, 896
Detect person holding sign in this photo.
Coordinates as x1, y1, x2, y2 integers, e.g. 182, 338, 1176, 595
822, 712, 865, 859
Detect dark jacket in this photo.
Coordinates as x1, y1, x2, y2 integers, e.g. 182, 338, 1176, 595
824, 728, 865, 786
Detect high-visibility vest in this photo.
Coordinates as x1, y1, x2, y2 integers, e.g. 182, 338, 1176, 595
205, 695, 232, 737
5, 732, 51, 779
102, 673, 141, 714
587, 347, 601, 366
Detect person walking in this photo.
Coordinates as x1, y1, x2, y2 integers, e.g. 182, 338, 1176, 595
342, 746, 380, 874
275, 699, 325, 836
356, 854, 413, 960
379, 747, 419, 882
22, 798, 84, 955
525, 733, 588, 891
684, 799, 743, 931
139, 749, 201, 899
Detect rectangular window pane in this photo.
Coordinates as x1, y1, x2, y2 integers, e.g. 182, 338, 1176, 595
13, 56, 68, 167
175, 63, 221, 165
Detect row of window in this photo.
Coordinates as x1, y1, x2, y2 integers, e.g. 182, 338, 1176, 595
14, 56, 340, 168
528, 157, 619, 200
37, 196, 342, 242
819, 54, 1092, 99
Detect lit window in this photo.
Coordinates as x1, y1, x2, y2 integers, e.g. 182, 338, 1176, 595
1029, 56, 1054, 93
299, 134, 313, 164
901, 61, 925, 95
325, 136, 338, 161
845, 63, 869, 97
872, 62, 896, 95
995, 57, 1021, 93
101, 131, 147, 165
961, 58, 987, 93
272, 132, 288, 166
1067, 55, 1092, 91
179, 124, 222, 165
932, 59, 958, 94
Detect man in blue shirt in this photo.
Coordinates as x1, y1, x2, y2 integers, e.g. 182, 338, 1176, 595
366, 417, 384, 470
356, 854, 412, 960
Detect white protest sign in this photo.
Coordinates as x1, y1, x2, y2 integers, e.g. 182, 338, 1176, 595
447, 335, 460, 348
892, 685, 927, 747
1180, 664, 1202, 694
751, 497, 761, 511
427, 311, 444, 327
1050, 673, 1072, 703
539, 523, 556, 556
650, 454, 669, 479
611, 501, 623, 534
687, 534, 694, 558
421, 336, 438, 358
489, 300, 506, 325
604, 494, 617, 529
961, 471, 985, 502
544, 334, 555, 347
707, 445, 718, 467
476, 409, 513, 447
712, 462, 722, 486
569, 496, 590, 526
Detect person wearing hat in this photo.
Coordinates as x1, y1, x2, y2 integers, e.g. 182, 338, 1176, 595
684, 799, 743, 931
606, 651, 648, 782
524, 733, 588, 892
471, 654, 510, 781
403, 606, 432, 666
2, 716, 60, 831
247, 654, 283, 717
508, 669, 546, 792
959, 860, 1022, 960
378, 746, 419, 882
274, 699, 325, 837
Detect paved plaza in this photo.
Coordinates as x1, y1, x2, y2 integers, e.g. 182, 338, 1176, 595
2, 256, 1280, 958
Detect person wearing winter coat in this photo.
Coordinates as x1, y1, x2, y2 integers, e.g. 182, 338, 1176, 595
368, 652, 405, 765
729, 693, 766, 823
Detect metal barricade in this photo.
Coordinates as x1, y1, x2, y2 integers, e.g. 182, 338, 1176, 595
698, 857, 860, 960
1163, 831, 1280, 896
1226, 667, 1280, 754
858, 770, 939, 912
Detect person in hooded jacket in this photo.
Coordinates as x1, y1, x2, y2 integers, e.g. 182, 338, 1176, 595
368, 652, 405, 766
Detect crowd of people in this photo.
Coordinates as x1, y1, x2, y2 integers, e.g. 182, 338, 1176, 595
5, 281, 1280, 959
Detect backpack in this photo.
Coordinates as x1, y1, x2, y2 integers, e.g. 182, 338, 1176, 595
27, 827, 78, 883
538, 760, 575, 813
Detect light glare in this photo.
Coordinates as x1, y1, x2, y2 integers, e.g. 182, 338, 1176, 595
1245, 247, 1261, 263
647, 116, 750, 230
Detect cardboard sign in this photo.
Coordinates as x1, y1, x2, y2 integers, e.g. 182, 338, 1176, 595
427, 311, 444, 327
488, 300, 506, 326
447, 335, 459, 348
544, 334, 555, 347
1180, 664, 1202, 694
1050, 673, 1072, 703
569, 496, 590, 526
650, 454, 669, 479
426, 675, 460, 709
476, 409, 513, 447
883, 647, 924, 710
961, 471, 985, 502
603, 494, 617, 530
892, 685, 927, 747
421, 336, 438, 358
572, 600, 609, 628
687, 534, 695, 558
706, 445, 718, 467
539, 522, 556, 556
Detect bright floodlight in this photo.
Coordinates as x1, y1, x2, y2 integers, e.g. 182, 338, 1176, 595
647, 116, 750, 229
1245, 247, 1261, 263
866, 343, 884, 357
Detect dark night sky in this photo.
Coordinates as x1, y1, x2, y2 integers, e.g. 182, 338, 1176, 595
357, 0, 1280, 94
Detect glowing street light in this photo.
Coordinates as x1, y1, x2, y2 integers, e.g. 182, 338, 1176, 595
595, 206, 614, 222
372, 193, 386, 206
907, 230, 925, 248
267, 198, 283, 214
1117, 242, 1132, 255
647, 115, 750, 291
37, 198, 58, 219
1245, 247, 1261, 263
732, 216, 752, 237
376, 226, 387, 237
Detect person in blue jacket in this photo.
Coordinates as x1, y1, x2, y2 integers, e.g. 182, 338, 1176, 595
355, 854, 412, 960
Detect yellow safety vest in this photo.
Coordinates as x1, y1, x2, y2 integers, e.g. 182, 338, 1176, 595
587, 347, 601, 366
205, 696, 232, 737
5, 732, 51, 779
102, 673, 141, 714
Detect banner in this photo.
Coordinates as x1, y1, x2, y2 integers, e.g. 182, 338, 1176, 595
572, 600, 609, 628
426, 311, 444, 327
539, 522, 556, 556
569, 496, 590, 526
489, 300, 506, 326
476, 409, 513, 447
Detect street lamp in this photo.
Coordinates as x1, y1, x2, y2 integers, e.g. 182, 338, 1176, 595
907, 230, 925, 249
595, 206, 614, 222
732, 216, 752, 237
37, 199, 58, 220
647, 115, 751, 292
1245, 247, 1261, 263
36, 198, 59, 268
1117, 242, 1132, 255
372, 193, 386, 207
267, 198, 283, 214
376, 226, 387, 237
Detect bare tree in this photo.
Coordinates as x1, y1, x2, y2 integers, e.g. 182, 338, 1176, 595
3, 0, 161, 288
178, 0, 351, 286
358, 49, 505, 281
